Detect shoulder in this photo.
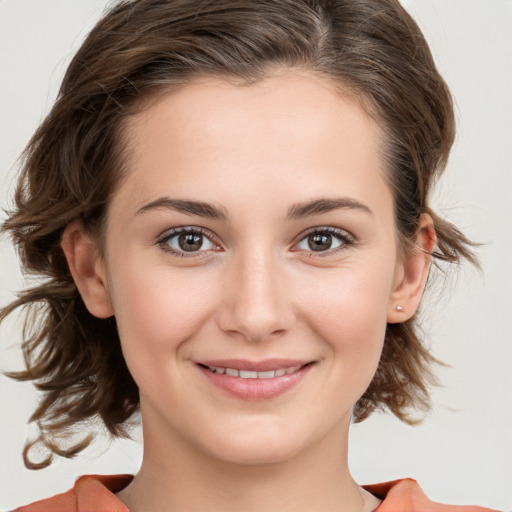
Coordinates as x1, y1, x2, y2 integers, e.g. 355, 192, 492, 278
13, 474, 133, 512
12, 475, 497, 512
365, 478, 498, 512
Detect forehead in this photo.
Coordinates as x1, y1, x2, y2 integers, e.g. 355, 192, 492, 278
115, 70, 390, 217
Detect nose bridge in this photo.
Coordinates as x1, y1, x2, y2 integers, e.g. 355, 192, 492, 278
219, 245, 294, 342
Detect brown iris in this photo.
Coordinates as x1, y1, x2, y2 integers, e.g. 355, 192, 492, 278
178, 232, 204, 251
308, 233, 332, 251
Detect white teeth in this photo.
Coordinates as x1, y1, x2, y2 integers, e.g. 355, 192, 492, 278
206, 365, 305, 378
239, 370, 258, 379
258, 370, 276, 379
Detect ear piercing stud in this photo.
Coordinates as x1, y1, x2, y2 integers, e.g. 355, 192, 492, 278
395, 305, 405, 312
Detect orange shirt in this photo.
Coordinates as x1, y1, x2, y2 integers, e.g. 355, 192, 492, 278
14, 475, 497, 512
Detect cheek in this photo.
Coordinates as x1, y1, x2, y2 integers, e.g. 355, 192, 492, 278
107, 261, 218, 367
296, 262, 394, 379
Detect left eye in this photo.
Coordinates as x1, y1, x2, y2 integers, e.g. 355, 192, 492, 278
161, 229, 216, 254
295, 229, 352, 253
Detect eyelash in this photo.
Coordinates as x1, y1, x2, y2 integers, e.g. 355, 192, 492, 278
292, 227, 356, 258
157, 227, 220, 258
157, 226, 356, 258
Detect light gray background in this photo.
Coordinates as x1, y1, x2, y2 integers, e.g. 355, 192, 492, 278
1, 0, 511, 510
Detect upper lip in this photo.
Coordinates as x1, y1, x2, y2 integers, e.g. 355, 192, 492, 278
197, 359, 314, 372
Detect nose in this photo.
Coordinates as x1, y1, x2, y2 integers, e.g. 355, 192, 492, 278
216, 249, 296, 343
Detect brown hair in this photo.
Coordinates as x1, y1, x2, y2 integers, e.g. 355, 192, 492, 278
1, 0, 477, 468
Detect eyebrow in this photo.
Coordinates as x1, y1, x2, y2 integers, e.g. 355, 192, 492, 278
286, 197, 373, 219
136, 198, 229, 220
136, 196, 372, 221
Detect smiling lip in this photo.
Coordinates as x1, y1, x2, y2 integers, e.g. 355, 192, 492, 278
197, 359, 315, 400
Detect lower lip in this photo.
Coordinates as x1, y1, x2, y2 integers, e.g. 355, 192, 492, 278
198, 364, 313, 400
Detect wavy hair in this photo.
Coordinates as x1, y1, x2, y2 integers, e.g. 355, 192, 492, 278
1, 0, 477, 468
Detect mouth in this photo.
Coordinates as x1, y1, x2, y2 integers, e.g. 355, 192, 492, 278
196, 359, 316, 400
199, 362, 311, 379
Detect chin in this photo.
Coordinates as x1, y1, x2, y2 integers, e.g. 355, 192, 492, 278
195, 419, 319, 467
208, 439, 302, 466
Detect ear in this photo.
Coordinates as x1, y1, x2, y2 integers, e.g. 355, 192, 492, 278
387, 214, 436, 323
61, 221, 114, 319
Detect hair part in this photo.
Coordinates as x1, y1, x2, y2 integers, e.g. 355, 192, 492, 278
1, 0, 477, 468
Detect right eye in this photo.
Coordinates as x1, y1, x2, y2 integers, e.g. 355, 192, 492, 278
158, 227, 219, 257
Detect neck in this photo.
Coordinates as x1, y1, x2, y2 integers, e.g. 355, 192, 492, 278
117, 414, 380, 512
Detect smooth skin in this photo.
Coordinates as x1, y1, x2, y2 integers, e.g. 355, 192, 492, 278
62, 70, 435, 512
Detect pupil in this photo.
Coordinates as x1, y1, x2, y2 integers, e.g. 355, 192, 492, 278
308, 233, 332, 251
179, 232, 202, 251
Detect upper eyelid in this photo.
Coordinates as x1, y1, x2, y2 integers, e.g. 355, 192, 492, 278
157, 225, 218, 243
294, 226, 355, 243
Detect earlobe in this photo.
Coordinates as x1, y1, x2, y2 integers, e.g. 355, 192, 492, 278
61, 221, 114, 319
387, 214, 436, 323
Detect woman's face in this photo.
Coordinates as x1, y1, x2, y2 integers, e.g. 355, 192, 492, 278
95, 71, 409, 465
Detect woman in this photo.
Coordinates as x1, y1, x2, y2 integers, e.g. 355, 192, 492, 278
0, 0, 502, 510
